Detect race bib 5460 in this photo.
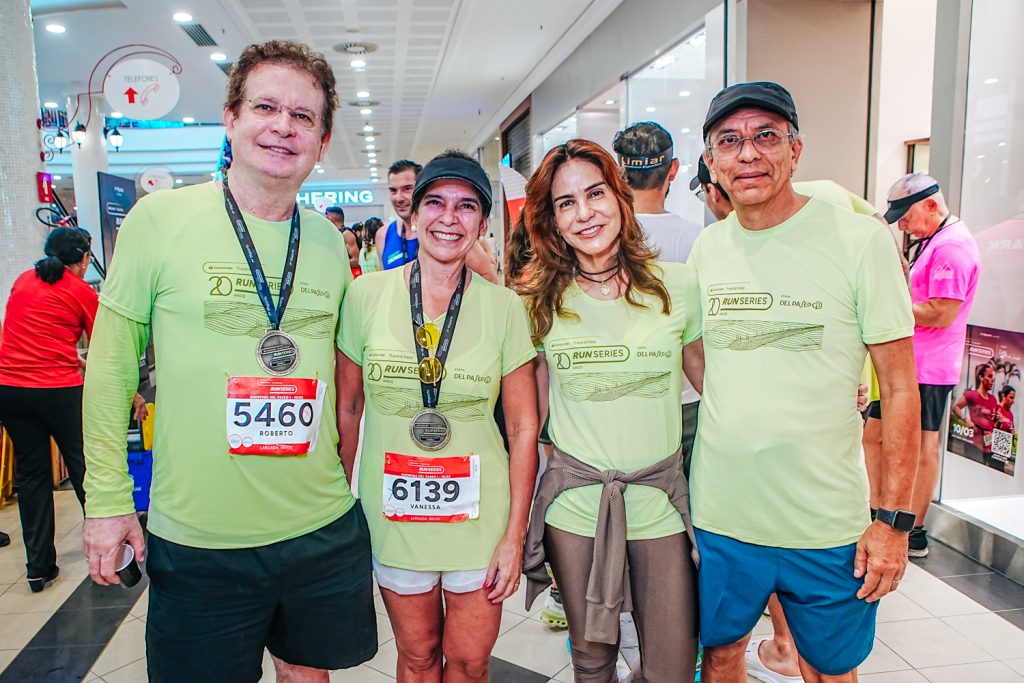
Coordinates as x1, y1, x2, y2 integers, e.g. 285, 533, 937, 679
226, 377, 325, 456
382, 452, 480, 522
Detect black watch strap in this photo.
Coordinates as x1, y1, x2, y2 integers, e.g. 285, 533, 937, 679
876, 508, 916, 532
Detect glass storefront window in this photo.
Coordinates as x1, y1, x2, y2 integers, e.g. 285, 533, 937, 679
540, 114, 577, 157
626, 20, 723, 226
938, 0, 1024, 542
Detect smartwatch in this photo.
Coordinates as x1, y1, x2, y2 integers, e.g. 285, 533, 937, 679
875, 508, 916, 532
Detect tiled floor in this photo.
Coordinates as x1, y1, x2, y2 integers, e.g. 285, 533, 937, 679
1, 491, 1023, 682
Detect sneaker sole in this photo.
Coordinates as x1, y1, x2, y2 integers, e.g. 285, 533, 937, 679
540, 609, 568, 629
908, 547, 930, 558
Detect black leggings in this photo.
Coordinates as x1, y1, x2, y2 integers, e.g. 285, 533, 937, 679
544, 525, 698, 683
0, 385, 86, 577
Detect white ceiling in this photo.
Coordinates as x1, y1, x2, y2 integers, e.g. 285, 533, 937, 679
32, 0, 623, 183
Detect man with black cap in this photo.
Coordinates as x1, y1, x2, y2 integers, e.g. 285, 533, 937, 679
874, 173, 979, 558
688, 81, 919, 683
613, 121, 703, 478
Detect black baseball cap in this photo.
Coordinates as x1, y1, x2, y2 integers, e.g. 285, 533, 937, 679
413, 156, 493, 215
689, 156, 713, 191
702, 81, 799, 138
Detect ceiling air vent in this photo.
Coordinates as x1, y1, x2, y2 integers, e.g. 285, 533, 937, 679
180, 22, 218, 47
217, 62, 234, 76
332, 42, 378, 55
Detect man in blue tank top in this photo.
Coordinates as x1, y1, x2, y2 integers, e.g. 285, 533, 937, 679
375, 159, 422, 269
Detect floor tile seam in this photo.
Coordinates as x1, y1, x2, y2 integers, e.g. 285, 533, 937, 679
92, 653, 146, 678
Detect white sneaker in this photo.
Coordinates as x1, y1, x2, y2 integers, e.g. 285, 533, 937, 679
744, 636, 801, 683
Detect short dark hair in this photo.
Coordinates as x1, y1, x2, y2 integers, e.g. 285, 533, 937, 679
388, 159, 423, 178
999, 385, 1016, 400
612, 121, 674, 191
225, 40, 339, 138
325, 206, 345, 222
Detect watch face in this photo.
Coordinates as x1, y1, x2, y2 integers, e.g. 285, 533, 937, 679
893, 510, 916, 532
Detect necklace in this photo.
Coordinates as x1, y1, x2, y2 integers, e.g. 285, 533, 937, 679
577, 262, 619, 276
576, 266, 621, 296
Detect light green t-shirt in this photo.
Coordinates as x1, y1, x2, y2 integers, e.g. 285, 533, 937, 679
338, 267, 536, 571
359, 247, 379, 274
689, 197, 914, 548
539, 261, 702, 540
97, 182, 356, 548
794, 180, 879, 217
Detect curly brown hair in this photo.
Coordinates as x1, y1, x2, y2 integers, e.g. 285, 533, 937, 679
225, 40, 339, 138
519, 139, 670, 343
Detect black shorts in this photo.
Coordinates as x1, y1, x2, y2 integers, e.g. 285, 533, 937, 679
866, 384, 954, 432
146, 504, 376, 682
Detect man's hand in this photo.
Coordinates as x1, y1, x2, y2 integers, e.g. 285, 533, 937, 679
83, 514, 145, 586
854, 521, 908, 602
857, 383, 869, 412
131, 393, 149, 423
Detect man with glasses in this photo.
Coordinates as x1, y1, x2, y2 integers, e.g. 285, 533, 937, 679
688, 82, 919, 683
81, 41, 377, 682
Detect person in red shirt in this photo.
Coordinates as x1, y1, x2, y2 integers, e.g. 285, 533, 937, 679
996, 385, 1016, 434
0, 228, 98, 592
952, 363, 1000, 468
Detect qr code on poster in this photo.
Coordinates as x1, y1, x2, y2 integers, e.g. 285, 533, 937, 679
992, 429, 1013, 458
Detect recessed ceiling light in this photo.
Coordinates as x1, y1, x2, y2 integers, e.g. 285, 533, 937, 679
52, 175, 62, 180
173, 12, 193, 22
44, 101, 58, 109
110, 111, 123, 118
356, 90, 370, 98
210, 53, 227, 62
175, 178, 183, 184
45, 23, 66, 33
365, 136, 375, 142
182, 116, 195, 123
363, 125, 373, 132
359, 108, 372, 116
998, 142, 1006, 147
368, 152, 377, 158
350, 59, 366, 68
316, 168, 325, 174
366, 144, 375, 150
645, 106, 656, 113
978, 154, 986, 159
678, 90, 691, 97
604, 99, 616, 105
984, 78, 999, 85
680, 128, 691, 134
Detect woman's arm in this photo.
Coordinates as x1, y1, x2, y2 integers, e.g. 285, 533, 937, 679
682, 338, 705, 396
335, 350, 365, 484
534, 353, 550, 426
485, 361, 539, 603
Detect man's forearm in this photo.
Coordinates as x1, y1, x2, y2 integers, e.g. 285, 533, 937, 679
83, 305, 149, 518
877, 387, 921, 510
913, 298, 961, 328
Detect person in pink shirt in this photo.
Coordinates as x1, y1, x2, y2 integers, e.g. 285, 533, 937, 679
996, 385, 1016, 434
873, 173, 980, 558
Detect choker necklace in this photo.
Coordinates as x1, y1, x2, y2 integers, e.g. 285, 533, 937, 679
576, 266, 621, 296
577, 262, 619, 276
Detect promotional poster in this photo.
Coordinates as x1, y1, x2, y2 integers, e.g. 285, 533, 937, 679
947, 325, 1021, 476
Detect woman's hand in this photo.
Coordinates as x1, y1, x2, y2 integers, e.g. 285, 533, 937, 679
131, 393, 148, 422
484, 532, 523, 604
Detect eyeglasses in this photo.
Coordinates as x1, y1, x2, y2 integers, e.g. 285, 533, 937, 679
244, 98, 320, 129
693, 188, 706, 201
707, 129, 794, 159
415, 322, 442, 384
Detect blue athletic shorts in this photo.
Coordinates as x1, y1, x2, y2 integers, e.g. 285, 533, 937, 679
695, 528, 878, 676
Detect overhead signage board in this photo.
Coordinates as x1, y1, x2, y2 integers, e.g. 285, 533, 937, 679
97, 172, 137, 268
296, 189, 377, 211
103, 58, 181, 120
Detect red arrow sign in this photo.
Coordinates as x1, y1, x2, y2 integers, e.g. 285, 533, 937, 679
124, 87, 137, 104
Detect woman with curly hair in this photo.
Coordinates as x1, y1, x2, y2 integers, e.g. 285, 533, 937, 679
520, 139, 702, 682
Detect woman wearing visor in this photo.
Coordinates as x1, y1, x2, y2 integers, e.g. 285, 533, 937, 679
520, 139, 703, 682
337, 150, 538, 681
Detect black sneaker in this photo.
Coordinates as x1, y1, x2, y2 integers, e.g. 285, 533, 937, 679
908, 527, 929, 558
0, 532, 10, 548
27, 567, 59, 593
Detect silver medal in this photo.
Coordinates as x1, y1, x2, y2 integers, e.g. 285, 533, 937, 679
257, 330, 300, 376
410, 408, 451, 451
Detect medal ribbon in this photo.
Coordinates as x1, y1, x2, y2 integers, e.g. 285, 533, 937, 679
908, 214, 953, 272
222, 180, 301, 331
410, 259, 468, 409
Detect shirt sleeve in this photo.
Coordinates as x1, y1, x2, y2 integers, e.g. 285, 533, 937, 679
857, 226, 916, 345
83, 304, 149, 518
680, 265, 703, 345
98, 198, 161, 324
925, 243, 977, 302
336, 278, 365, 364
501, 292, 538, 376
